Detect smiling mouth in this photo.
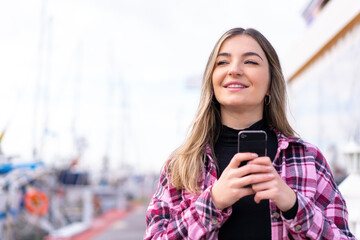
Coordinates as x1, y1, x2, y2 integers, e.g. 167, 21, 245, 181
225, 84, 248, 88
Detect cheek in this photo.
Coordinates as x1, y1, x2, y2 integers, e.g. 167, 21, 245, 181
211, 73, 221, 99
254, 70, 271, 90
212, 69, 225, 86
212, 71, 219, 85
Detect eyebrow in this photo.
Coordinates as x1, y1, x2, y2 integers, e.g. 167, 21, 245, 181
217, 51, 263, 61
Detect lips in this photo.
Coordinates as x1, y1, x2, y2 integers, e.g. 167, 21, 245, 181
224, 82, 248, 88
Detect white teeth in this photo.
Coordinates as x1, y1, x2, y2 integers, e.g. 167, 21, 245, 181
227, 84, 246, 88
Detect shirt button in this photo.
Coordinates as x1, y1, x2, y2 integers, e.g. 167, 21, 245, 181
295, 225, 302, 231
211, 219, 218, 225
273, 212, 280, 219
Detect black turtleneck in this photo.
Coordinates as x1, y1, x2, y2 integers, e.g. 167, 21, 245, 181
214, 119, 277, 240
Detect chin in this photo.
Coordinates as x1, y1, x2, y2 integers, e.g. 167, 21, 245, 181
221, 101, 246, 109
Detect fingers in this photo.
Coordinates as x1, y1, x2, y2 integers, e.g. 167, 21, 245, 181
253, 189, 274, 204
251, 174, 297, 211
247, 156, 272, 167
228, 152, 258, 168
211, 177, 256, 210
225, 155, 273, 184
225, 154, 297, 211
214, 153, 282, 209
237, 161, 273, 177
240, 172, 275, 188
252, 178, 281, 204
241, 187, 256, 197
251, 169, 280, 203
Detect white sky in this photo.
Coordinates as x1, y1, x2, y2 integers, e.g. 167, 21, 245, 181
0, 0, 309, 174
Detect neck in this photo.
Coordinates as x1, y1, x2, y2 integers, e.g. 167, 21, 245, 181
220, 106, 263, 130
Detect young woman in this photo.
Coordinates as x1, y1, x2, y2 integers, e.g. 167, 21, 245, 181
144, 28, 355, 239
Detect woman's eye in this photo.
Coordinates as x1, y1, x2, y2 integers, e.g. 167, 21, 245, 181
216, 61, 228, 66
245, 60, 258, 65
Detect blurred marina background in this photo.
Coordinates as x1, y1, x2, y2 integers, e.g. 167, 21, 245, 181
1, 0, 360, 239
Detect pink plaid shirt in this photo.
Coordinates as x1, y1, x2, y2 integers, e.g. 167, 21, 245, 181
144, 130, 355, 239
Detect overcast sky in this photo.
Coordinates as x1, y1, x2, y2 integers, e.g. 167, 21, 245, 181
0, 0, 309, 173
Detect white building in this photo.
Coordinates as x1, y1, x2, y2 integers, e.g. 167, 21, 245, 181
285, 0, 360, 237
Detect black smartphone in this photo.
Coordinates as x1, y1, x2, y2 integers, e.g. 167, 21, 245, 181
238, 130, 267, 168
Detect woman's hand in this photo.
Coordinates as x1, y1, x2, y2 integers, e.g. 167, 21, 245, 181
248, 157, 297, 212
211, 152, 274, 210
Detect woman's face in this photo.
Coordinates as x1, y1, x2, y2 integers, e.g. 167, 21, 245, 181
212, 34, 270, 115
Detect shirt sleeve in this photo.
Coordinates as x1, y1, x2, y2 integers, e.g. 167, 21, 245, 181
282, 146, 356, 240
144, 168, 231, 240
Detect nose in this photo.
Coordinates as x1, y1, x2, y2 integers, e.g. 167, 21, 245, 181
228, 62, 243, 76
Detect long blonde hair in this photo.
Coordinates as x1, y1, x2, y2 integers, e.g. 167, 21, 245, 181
166, 28, 295, 193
